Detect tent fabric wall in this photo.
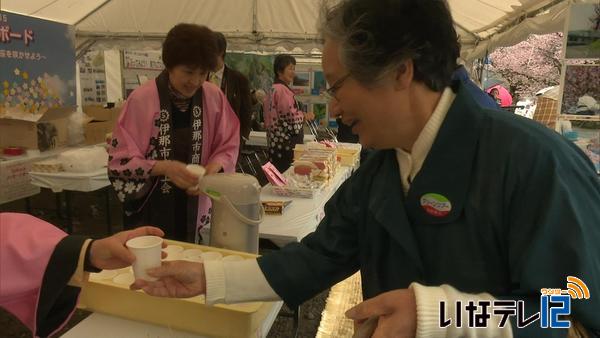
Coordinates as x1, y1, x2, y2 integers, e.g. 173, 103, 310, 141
1, 0, 107, 25
1, 0, 575, 59
76, 0, 255, 36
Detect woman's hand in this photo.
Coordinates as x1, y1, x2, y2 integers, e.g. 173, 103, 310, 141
152, 160, 199, 190
204, 162, 223, 175
90, 226, 166, 270
186, 162, 223, 196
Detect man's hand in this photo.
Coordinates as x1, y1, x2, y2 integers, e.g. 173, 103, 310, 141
346, 289, 417, 338
89, 226, 166, 270
130, 261, 206, 298
304, 111, 316, 121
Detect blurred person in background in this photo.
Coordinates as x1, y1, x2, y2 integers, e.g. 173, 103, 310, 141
263, 54, 315, 172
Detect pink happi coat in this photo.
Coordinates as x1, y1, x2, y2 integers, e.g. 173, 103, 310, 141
263, 83, 304, 170
0, 213, 74, 337
263, 83, 304, 129
108, 80, 240, 236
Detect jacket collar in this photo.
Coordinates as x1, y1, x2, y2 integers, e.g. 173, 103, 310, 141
405, 81, 485, 225
367, 81, 487, 271
368, 151, 424, 275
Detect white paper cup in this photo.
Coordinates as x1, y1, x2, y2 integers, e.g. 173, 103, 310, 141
126, 235, 163, 281
201, 251, 223, 261
186, 164, 206, 191
164, 245, 184, 254
184, 256, 204, 263
163, 245, 185, 261
186, 164, 206, 178
90, 269, 118, 281
113, 272, 135, 285
183, 249, 203, 259
223, 255, 244, 262
163, 252, 183, 261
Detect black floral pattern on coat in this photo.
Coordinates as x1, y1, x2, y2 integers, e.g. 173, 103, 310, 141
111, 138, 119, 148
149, 136, 159, 148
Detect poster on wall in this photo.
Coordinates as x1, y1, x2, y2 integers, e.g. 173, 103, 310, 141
560, 2, 600, 115
123, 50, 163, 71
313, 71, 327, 95
561, 65, 600, 115
313, 103, 328, 126
565, 3, 600, 59
0, 11, 76, 119
292, 71, 311, 95
121, 50, 163, 98
225, 53, 274, 93
558, 2, 600, 174
79, 50, 107, 104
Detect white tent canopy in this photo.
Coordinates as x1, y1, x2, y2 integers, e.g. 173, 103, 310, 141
1, 0, 576, 60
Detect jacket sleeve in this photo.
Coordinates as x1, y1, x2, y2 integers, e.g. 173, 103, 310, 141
0, 213, 88, 337
257, 175, 361, 307
501, 143, 600, 337
107, 92, 158, 204
206, 89, 240, 173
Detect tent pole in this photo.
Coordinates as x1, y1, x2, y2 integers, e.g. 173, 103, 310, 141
471, 0, 563, 35
251, 0, 262, 45
479, 50, 488, 87
30, 0, 60, 15
74, 0, 112, 26
252, 0, 258, 34
454, 21, 479, 41
76, 39, 98, 60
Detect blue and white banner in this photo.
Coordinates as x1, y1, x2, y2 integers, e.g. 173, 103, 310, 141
0, 11, 76, 118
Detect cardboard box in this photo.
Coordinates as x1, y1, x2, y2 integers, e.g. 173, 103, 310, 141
262, 200, 293, 215
83, 120, 113, 145
82, 106, 120, 145
0, 158, 40, 204
0, 107, 73, 152
83, 105, 121, 123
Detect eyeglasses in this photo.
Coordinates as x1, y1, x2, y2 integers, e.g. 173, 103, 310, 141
322, 73, 351, 101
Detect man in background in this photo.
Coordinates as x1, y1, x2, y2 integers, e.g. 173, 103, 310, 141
209, 32, 253, 147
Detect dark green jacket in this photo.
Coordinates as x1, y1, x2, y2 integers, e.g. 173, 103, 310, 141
258, 81, 600, 337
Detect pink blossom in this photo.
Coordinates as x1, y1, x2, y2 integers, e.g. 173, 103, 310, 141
489, 33, 563, 99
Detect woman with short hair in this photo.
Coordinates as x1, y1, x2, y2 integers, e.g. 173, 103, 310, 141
108, 24, 240, 242
263, 54, 314, 172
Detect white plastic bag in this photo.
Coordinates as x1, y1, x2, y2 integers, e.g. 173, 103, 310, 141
68, 111, 88, 146
59, 146, 108, 173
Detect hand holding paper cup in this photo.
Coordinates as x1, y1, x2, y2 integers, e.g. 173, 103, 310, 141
186, 164, 206, 195
126, 235, 163, 281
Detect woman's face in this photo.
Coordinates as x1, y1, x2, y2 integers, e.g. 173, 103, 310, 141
491, 89, 500, 98
278, 63, 296, 84
168, 65, 207, 98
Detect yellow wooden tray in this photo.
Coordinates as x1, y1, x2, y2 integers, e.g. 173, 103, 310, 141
78, 240, 278, 337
